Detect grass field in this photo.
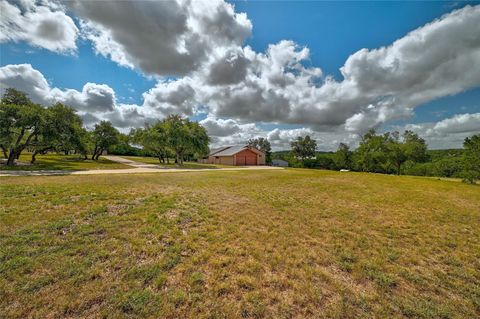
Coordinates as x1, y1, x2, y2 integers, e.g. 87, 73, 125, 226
0, 153, 130, 171
1, 169, 479, 318
121, 155, 235, 169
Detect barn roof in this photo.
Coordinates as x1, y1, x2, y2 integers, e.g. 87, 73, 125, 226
209, 145, 264, 157
208, 146, 230, 156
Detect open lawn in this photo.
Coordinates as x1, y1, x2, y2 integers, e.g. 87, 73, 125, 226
0, 153, 130, 171
121, 155, 236, 169
1, 169, 479, 318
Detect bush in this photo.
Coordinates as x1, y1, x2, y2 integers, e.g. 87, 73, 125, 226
462, 170, 479, 185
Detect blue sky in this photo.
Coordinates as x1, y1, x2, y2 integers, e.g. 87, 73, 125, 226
234, 1, 480, 123
1, 0, 479, 149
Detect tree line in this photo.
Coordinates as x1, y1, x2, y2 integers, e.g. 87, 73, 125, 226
0, 88, 209, 166
2, 87, 477, 182
281, 130, 479, 184
130, 115, 209, 165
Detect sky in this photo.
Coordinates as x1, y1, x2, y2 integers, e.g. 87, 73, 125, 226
0, 0, 479, 151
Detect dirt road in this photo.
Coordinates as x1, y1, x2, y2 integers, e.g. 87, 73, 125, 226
0, 156, 283, 177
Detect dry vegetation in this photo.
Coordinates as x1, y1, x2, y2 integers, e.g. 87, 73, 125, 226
1, 169, 479, 318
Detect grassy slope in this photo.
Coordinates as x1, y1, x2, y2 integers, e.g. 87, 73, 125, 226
1, 170, 479, 318
0, 153, 130, 171
121, 155, 236, 169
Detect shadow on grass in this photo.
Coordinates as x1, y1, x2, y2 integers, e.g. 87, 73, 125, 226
0, 154, 128, 171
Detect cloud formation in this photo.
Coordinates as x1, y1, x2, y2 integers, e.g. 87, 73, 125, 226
0, 63, 148, 128
149, 5, 480, 133
432, 113, 480, 134
0, 0, 78, 53
1, 1, 479, 150
71, 0, 251, 76
1, 63, 479, 150
399, 113, 480, 149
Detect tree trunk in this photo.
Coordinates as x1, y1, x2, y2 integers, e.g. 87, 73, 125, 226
397, 162, 401, 175
6, 150, 17, 166
176, 152, 182, 165
92, 148, 100, 160
84, 153, 88, 160
31, 151, 39, 164
167, 157, 170, 164
65, 150, 69, 155
92, 146, 98, 160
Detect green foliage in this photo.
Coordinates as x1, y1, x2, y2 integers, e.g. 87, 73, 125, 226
129, 115, 209, 165
247, 137, 272, 164
462, 134, 480, 184
354, 129, 390, 173
91, 121, 119, 160
290, 135, 317, 164
333, 143, 353, 169
276, 130, 475, 181
350, 129, 427, 175
29, 103, 85, 162
404, 150, 464, 178
1, 89, 89, 164
107, 132, 142, 156
163, 115, 209, 165
130, 122, 172, 162
0, 88, 45, 165
385, 130, 428, 175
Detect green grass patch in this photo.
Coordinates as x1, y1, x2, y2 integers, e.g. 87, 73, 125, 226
0, 153, 130, 171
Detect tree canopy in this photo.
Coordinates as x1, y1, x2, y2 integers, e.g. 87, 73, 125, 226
92, 121, 120, 160
1, 88, 212, 167
333, 143, 353, 170
1, 89, 45, 165
247, 137, 272, 164
291, 135, 317, 162
462, 134, 480, 184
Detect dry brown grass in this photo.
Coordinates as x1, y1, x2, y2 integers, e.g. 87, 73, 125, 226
1, 169, 479, 318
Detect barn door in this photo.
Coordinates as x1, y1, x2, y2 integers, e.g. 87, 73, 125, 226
236, 156, 246, 166
245, 155, 257, 165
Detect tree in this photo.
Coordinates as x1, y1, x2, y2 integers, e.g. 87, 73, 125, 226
187, 120, 210, 161
333, 143, 352, 170
130, 121, 172, 163
462, 134, 480, 184
290, 135, 317, 165
386, 131, 427, 175
402, 130, 428, 162
354, 129, 427, 174
354, 129, 390, 173
91, 121, 119, 160
29, 103, 84, 163
77, 128, 94, 160
164, 115, 209, 165
247, 137, 272, 164
0, 88, 45, 166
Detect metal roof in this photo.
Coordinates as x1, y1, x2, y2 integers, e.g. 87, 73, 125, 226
209, 145, 264, 157
208, 146, 230, 156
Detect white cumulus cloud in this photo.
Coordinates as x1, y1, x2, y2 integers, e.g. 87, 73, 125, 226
0, 0, 78, 53
70, 0, 252, 76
